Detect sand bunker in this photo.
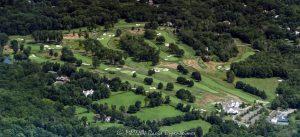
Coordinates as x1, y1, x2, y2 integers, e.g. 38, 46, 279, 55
149, 87, 157, 90
30, 54, 36, 58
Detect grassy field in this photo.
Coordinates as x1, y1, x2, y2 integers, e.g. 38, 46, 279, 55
96, 92, 146, 108
160, 119, 212, 134
76, 111, 96, 123
93, 122, 124, 129
235, 77, 280, 102
133, 105, 184, 121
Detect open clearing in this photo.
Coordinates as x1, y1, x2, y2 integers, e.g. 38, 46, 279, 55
236, 77, 280, 102
133, 105, 184, 121
96, 92, 145, 108
160, 119, 212, 134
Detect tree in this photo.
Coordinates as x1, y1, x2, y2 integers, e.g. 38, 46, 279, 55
145, 21, 159, 30
182, 68, 189, 75
39, 44, 44, 52
156, 36, 165, 44
177, 76, 187, 84
20, 44, 24, 51
144, 29, 156, 40
194, 127, 203, 137
135, 86, 145, 94
164, 96, 171, 104
54, 52, 58, 58
135, 101, 142, 110
192, 71, 202, 82
76, 59, 82, 67
157, 82, 163, 89
132, 72, 137, 78
166, 82, 174, 91
119, 105, 126, 112
148, 69, 155, 76
177, 65, 185, 72
49, 49, 54, 56
115, 29, 122, 37
81, 116, 88, 127
92, 56, 100, 68
0, 33, 8, 47
144, 77, 153, 85
176, 103, 184, 110
146, 92, 163, 107
176, 89, 195, 102
187, 80, 194, 87
226, 70, 235, 83
61, 47, 76, 63
23, 46, 31, 57
10, 40, 18, 54
104, 23, 111, 31
127, 105, 138, 113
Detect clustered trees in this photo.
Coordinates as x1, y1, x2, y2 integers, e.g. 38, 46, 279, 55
32, 30, 63, 43
176, 103, 192, 112
120, 35, 159, 65
191, 71, 202, 82
144, 77, 153, 85
176, 76, 194, 87
146, 92, 164, 107
83, 39, 124, 65
226, 70, 235, 83
177, 64, 189, 75
60, 47, 77, 63
235, 81, 267, 99
0, 33, 8, 57
271, 71, 300, 109
144, 21, 159, 30
231, 52, 288, 78
169, 43, 185, 57
176, 89, 196, 103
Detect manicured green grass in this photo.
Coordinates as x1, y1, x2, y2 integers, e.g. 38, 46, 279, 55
93, 122, 124, 129
75, 106, 88, 114
132, 105, 184, 121
235, 77, 280, 102
160, 119, 212, 134
96, 92, 145, 108
202, 74, 259, 103
76, 111, 95, 123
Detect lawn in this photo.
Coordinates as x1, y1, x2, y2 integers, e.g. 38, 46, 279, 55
132, 105, 184, 121
93, 122, 124, 129
96, 91, 146, 108
76, 111, 95, 123
75, 106, 88, 114
160, 119, 212, 134
235, 77, 280, 102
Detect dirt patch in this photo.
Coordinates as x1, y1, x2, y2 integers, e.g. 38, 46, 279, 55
197, 93, 224, 105
183, 59, 201, 70
159, 61, 178, 69
205, 61, 224, 72
225, 93, 242, 102
63, 34, 80, 40
123, 65, 134, 70
127, 28, 145, 35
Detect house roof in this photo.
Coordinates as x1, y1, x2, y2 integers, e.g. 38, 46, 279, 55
3, 58, 12, 64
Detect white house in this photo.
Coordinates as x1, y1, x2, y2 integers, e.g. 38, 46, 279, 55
222, 100, 242, 114
56, 76, 70, 82
83, 89, 95, 97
